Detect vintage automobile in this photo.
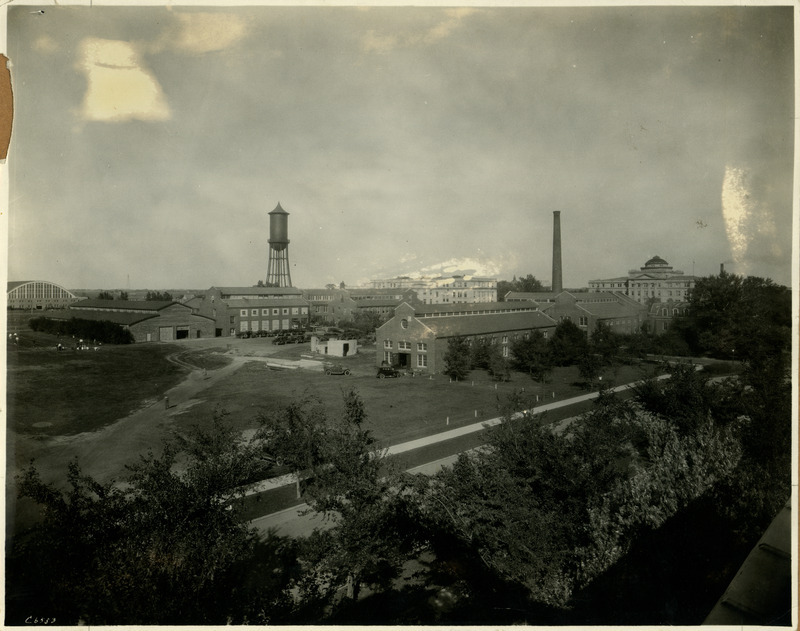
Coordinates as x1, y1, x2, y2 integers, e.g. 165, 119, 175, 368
325, 364, 351, 376
376, 366, 400, 379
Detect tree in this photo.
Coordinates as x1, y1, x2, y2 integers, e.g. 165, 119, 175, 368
510, 330, 553, 383
8, 413, 295, 625
497, 274, 545, 300
443, 336, 472, 381
118, 291, 129, 301
416, 389, 743, 610
262, 390, 421, 611
548, 319, 588, 366
96, 291, 114, 300
146, 291, 173, 301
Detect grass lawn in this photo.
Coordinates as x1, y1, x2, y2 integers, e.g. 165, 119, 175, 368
7, 335, 191, 436
173, 347, 657, 447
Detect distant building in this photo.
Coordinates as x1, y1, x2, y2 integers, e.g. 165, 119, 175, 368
193, 286, 310, 337
46, 299, 216, 342
376, 300, 556, 373
505, 290, 646, 334
7, 280, 83, 310
370, 275, 497, 304
302, 287, 416, 323
588, 255, 697, 304
648, 300, 690, 334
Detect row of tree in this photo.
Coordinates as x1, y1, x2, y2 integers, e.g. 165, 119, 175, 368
95, 290, 174, 301
28, 316, 134, 344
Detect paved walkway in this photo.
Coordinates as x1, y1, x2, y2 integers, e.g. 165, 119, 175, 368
244, 373, 671, 498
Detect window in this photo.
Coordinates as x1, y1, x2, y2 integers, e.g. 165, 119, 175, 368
384, 340, 393, 349
240, 309, 248, 317
301, 307, 308, 314
292, 307, 298, 315
502, 336, 508, 344
240, 321, 248, 332
251, 309, 258, 316
262, 309, 269, 316
383, 351, 392, 363
417, 342, 427, 352
401, 318, 409, 329
230, 316, 235, 324
417, 354, 428, 367
579, 316, 588, 326
398, 341, 411, 350
502, 346, 509, 358
542, 331, 549, 339
282, 308, 289, 315
272, 308, 279, 315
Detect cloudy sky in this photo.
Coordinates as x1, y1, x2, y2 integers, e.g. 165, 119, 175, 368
4, 4, 795, 290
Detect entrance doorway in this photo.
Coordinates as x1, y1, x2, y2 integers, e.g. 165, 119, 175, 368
397, 352, 410, 368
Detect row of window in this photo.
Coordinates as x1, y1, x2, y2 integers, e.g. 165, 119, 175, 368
384, 340, 428, 351
382, 351, 429, 367
239, 307, 307, 317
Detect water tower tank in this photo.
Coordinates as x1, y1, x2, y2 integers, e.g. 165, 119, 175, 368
269, 202, 290, 251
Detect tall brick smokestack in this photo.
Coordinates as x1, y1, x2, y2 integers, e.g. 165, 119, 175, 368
552, 210, 563, 294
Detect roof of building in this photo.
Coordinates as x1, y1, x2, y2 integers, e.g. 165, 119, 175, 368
504, 291, 559, 302
413, 300, 540, 316
212, 286, 303, 297
270, 202, 288, 215
351, 299, 404, 308
704, 500, 791, 625
41, 309, 158, 326
588, 276, 629, 284
419, 310, 557, 338
71, 299, 178, 311
644, 254, 670, 266
224, 298, 310, 308
7, 280, 77, 294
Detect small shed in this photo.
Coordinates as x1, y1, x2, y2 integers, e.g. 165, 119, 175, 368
311, 336, 358, 357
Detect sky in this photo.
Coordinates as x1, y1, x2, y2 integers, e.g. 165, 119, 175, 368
3, 4, 795, 290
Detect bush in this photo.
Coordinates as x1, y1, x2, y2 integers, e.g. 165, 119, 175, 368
29, 317, 134, 344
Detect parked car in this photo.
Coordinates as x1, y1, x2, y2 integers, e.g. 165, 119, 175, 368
376, 366, 400, 379
325, 364, 351, 376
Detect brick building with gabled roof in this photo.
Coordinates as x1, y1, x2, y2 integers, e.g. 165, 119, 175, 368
376, 301, 557, 373
43, 299, 216, 342
193, 286, 310, 337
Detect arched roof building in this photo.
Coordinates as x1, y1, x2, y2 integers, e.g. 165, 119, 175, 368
7, 281, 82, 310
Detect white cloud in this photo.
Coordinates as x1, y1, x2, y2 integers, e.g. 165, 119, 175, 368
361, 8, 481, 53
163, 12, 249, 55
33, 35, 58, 55
77, 38, 170, 122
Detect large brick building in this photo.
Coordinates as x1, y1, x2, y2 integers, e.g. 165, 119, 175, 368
302, 287, 415, 323
370, 274, 497, 304
49, 299, 216, 342
376, 301, 557, 373
505, 290, 646, 335
192, 286, 311, 337
588, 255, 697, 304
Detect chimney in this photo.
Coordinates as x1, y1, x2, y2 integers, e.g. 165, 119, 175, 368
552, 211, 563, 294
720, 263, 725, 275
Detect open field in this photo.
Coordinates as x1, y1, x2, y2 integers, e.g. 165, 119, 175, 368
6, 327, 662, 535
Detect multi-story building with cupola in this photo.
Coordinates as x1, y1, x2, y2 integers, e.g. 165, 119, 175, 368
588, 255, 697, 304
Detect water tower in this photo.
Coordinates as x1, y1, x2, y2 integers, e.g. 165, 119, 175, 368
265, 202, 292, 287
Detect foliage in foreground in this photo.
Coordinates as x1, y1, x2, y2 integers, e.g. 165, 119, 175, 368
257, 389, 423, 614
415, 382, 744, 609
8, 414, 296, 625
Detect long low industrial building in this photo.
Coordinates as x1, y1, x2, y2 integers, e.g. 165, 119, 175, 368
376, 301, 558, 374
44, 300, 216, 342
